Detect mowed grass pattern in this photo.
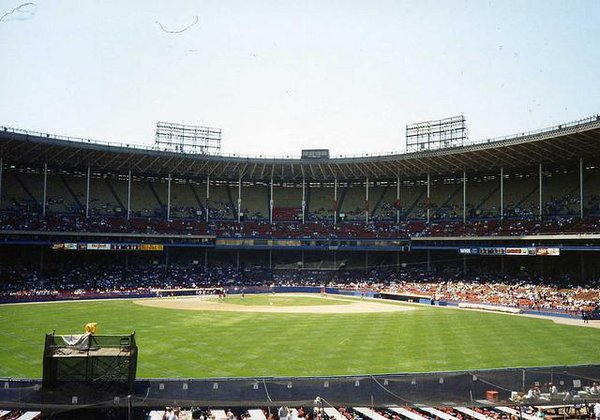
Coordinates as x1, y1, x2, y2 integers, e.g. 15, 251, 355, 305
0, 296, 599, 378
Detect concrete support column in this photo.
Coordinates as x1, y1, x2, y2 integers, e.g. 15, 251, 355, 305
580, 157, 584, 219
237, 175, 242, 223
463, 170, 467, 223
269, 177, 274, 224
127, 169, 132, 220
365, 177, 369, 224
396, 174, 400, 225
301, 178, 306, 224
42, 162, 48, 217
426, 173, 431, 224
333, 178, 338, 225
206, 175, 210, 223
539, 163, 543, 220
500, 166, 504, 220
167, 173, 172, 221
85, 165, 91, 218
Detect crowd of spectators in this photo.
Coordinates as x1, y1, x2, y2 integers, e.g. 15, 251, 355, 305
386, 280, 600, 313
371, 194, 595, 222
145, 403, 600, 420
0, 263, 262, 296
3, 210, 600, 238
380, 265, 600, 313
1, 263, 598, 314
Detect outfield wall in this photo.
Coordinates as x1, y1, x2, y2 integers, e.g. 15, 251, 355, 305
2, 365, 599, 409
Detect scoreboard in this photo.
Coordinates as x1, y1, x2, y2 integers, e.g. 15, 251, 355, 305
301, 149, 330, 159
459, 246, 560, 256
52, 243, 164, 251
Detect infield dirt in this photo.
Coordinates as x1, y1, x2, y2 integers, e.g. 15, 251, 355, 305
134, 294, 415, 314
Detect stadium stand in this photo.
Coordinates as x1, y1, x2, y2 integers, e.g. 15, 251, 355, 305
2, 117, 600, 418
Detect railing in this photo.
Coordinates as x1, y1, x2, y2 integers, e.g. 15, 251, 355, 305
2, 364, 600, 407
2, 114, 599, 160
0, 125, 159, 153
463, 114, 600, 146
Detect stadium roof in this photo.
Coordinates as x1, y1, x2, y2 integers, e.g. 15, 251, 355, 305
1, 115, 600, 181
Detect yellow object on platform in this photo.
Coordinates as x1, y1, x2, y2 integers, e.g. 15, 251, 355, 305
84, 323, 97, 334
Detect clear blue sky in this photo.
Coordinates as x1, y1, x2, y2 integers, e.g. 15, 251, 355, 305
1, 0, 599, 156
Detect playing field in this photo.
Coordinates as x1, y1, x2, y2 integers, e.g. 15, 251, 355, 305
0, 294, 599, 378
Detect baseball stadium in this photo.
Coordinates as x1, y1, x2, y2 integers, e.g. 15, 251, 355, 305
1, 115, 600, 419
2, 1, 600, 419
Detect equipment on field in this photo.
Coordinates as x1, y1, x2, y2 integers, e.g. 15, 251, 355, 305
42, 331, 137, 393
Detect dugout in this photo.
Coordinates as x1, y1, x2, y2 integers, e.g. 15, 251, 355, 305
377, 291, 431, 304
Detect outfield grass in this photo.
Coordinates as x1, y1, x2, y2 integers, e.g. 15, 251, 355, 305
0, 296, 598, 378
223, 294, 350, 306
